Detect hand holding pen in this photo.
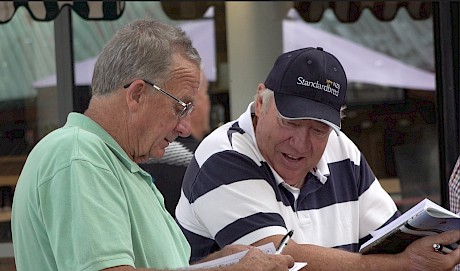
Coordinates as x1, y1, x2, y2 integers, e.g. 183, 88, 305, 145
433, 243, 453, 254
275, 230, 294, 254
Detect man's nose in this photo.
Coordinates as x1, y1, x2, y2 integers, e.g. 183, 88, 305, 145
176, 115, 192, 137
289, 128, 311, 151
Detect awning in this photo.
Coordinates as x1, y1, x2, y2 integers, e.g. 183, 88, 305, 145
292, 1, 432, 22
160, 1, 432, 22
0, 1, 124, 23
0, 0, 125, 127
1, 1, 431, 24
32, 9, 435, 92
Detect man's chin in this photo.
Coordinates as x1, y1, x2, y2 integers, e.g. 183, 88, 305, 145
134, 156, 150, 164
151, 150, 166, 160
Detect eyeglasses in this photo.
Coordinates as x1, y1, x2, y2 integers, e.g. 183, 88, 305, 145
124, 79, 194, 119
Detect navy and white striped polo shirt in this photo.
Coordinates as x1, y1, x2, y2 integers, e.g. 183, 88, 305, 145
176, 102, 399, 262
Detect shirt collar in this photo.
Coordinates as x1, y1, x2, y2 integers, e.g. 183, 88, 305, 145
65, 112, 148, 175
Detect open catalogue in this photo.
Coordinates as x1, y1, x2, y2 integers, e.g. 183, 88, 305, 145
359, 198, 460, 255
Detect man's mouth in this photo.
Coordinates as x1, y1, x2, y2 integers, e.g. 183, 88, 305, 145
283, 153, 302, 161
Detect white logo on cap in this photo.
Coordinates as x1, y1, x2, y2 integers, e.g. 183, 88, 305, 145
297, 76, 340, 97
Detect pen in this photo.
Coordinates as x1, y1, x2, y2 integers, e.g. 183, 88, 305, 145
433, 243, 453, 254
275, 230, 294, 254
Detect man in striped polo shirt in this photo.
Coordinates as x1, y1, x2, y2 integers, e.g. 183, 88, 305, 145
176, 47, 460, 270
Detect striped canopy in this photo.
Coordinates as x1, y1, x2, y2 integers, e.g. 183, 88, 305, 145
0, 1, 124, 24
160, 1, 432, 22
292, 1, 432, 22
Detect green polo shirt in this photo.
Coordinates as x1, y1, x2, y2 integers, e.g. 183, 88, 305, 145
12, 113, 190, 271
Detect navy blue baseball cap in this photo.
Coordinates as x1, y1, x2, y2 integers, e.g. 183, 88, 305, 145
264, 47, 347, 134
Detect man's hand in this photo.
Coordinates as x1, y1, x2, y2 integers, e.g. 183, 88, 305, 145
399, 230, 460, 271
237, 247, 295, 271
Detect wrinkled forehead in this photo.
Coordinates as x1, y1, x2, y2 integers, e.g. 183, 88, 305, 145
169, 54, 201, 92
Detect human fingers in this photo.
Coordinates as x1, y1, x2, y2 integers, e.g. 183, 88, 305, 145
276, 253, 295, 269
403, 230, 460, 270
434, 230, 460, 246
241, 248, 294, 271
431, 230, 460, 267
409, 230, 459, 252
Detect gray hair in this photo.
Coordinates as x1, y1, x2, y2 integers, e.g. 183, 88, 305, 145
256, 88, 275, 113
256, 87, 346, 118
91, 19, 201, 96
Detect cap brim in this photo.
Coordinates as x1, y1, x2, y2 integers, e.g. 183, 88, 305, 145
274, 92, 341, 135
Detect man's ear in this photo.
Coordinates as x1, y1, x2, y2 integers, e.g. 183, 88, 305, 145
257, 83, 266, 93
125, 81, 145, 113
255, 83, 266, 115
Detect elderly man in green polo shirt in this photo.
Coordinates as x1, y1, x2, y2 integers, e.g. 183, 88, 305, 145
11, 19, 294, 271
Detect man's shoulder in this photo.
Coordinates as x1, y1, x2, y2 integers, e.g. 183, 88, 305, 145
196, 120, 258, 162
